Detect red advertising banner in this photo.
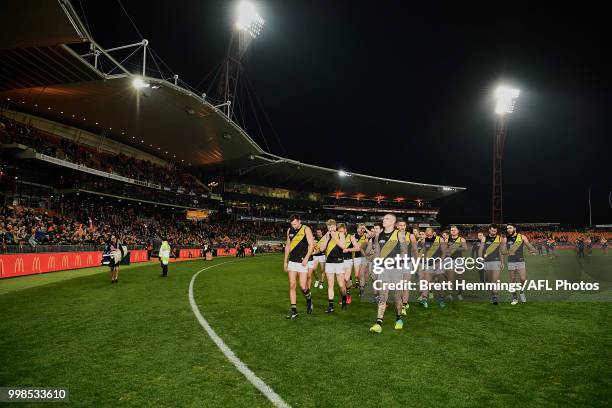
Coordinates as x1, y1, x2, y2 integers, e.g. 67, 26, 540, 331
179, 248, 202, 258
0, 250, 149, 279
215, 248, 252, 256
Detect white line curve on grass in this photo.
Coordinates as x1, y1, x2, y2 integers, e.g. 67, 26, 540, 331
189, 260, 291, 408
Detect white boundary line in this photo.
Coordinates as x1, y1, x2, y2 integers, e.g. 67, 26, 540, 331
189, 260, 291, 408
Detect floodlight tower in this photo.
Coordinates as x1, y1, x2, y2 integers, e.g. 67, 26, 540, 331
217, 1, 264, 118
492, 86, 520, 224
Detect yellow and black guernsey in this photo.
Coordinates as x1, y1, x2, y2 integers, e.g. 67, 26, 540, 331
353, 232, 367, 258
446, 236, 464, 259
314, 235, 327, 255
483, 234, 502, 261
343, 234, 353, 261
403, 232, 415, 255
423, 236, 443, 259
416, 236, 425, 253
325, 232, 344, 264
506, 233, 525, 262
377, 229, 402, 260
288, 224, 311, 263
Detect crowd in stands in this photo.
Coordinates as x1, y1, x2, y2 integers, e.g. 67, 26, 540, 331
0, 200, 285, 253
0, 114, 207, 196
2, 199, 609, 255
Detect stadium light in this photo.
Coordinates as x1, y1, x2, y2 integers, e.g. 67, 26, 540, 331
338, 170, 350, 177
132, 77, 150, 89
236, 1, 264, 38
491, 84, 521, 224
495, 86, 520, 114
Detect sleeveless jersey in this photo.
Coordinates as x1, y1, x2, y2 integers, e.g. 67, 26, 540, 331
506, 233, 525, 262
446, 236, 464, 259
288, 225, 310, 262
314, 236, 327, 255
377, 229, 401, 260
325, 232, 344, 264
402, 232, 413, 255
343, 234, 353, 260
423, 236, 443, 259
353, 233, 367, 258
483, 234, 502, 261
416, 238, 425, 252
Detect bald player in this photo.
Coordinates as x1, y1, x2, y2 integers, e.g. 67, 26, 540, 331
369, 213, 408, 333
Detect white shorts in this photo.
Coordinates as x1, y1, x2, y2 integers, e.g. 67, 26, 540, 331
313, 255, 326, 263
287, 261, 313, 273
353, 257, 366, 267
343, 259, 353, 269
325, 262, 345, 274
507, 261, 526, 271
484, 261, 502, 271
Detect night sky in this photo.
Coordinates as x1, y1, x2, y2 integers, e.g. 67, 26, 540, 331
76, 1, 610, 226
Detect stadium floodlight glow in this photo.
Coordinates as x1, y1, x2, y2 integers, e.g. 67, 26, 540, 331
495, 86, 520, 114
338, 170, 351, 177
132, 77, 150, 89
236, 1, 264, 38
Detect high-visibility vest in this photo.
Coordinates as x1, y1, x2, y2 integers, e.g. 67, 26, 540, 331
159, 241, 171, 265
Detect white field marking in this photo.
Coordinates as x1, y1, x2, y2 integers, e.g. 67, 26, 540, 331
189, 260, 291, 408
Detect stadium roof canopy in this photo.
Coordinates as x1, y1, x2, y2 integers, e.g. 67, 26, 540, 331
0, 0, 465, 201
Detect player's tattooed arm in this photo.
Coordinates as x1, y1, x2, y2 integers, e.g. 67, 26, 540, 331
398, 230, 408, 255
522, 235, 537, 255
410, 234, 418, 259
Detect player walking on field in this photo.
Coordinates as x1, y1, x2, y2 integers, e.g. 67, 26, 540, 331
351, 224, 370, 297
316, 219, 348, 313
444, 225, 469, 300
283, 214, 315, 320
369, 213, 408, 333
338, 223, 364, 304
396, 220, 417, 315
503, 223, 537, 305
479, 224, 506, 305
312, 226, 327, 289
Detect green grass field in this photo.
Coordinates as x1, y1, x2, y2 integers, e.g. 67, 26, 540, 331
0, 251, 611, 407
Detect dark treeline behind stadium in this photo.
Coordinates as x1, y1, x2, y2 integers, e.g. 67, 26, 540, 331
76, 1, 611, 225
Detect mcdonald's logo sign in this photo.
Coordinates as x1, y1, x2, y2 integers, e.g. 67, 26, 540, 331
48, 256, 56, 269
15, 257, 25, 274
32, 257, 41, 272
61, 255, 69, 268
74, 255, 81, 267
87, 254, 93, 265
